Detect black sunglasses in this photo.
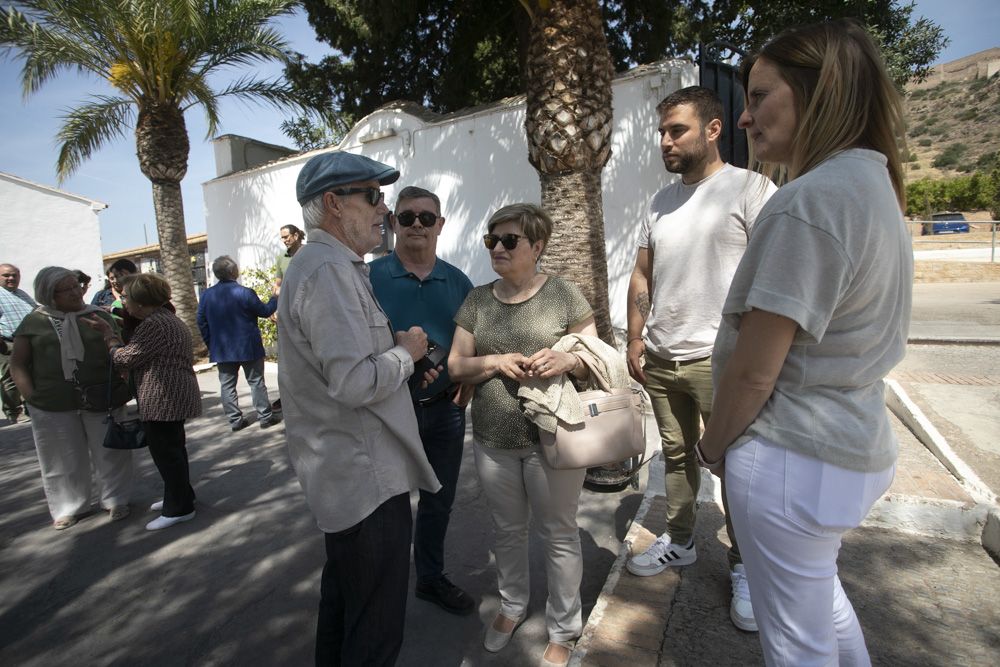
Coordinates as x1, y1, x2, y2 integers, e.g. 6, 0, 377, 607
331, 187, 384, 206
483, 233, 526, 251
396, 210, 439, 227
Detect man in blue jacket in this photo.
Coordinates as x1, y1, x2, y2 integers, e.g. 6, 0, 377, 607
197, 255, 281, 431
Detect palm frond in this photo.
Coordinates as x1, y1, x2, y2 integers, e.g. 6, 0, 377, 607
55, 95, 135, 181
183, 73, 221, 138
185, 75, 303, 115
2, 4, 117, 97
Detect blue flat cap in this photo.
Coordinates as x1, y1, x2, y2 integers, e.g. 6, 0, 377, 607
296, 151, 400, 204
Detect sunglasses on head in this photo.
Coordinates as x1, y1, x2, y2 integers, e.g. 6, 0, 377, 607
482, 233, 526, 251
331, 187, 384, 206
396, 210, 439, 227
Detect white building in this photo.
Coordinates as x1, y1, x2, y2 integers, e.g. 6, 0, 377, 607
0, 172, 107, 303
203, 59, 698, 330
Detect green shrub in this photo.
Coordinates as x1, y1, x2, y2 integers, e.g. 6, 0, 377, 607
909, 88, 928, 100
925, 115, 939, 126
969, 78, 988, 92
911, 163, 921, 170
956, 108, 979, 121
910, 124, 927, 136
918, 138, 932, 146
928, 126, 947, 136
932, 143, 968, 169
976, 151, 1000, 171
241, 266, 279, 355
908, 152, 919, 162
906, 171, 998, 216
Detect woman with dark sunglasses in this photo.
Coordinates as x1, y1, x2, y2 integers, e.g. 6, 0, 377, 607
449, 203, 596, 667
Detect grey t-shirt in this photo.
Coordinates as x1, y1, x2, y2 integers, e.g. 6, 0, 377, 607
454, 275, 592, 449
713, 149, 913, 472
639, 163, 776, 360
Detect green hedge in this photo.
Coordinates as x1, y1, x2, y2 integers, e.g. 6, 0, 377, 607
906, 169, 1000, 219
242, 266, 279, 353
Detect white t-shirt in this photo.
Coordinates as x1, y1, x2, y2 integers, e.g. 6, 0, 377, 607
639, 163, 776, 360
713, 148, 913, 472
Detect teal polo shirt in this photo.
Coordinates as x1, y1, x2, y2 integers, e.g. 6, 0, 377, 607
368, 252, 473, 400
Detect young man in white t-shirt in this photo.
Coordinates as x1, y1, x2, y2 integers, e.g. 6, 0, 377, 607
625, 86, 776, 632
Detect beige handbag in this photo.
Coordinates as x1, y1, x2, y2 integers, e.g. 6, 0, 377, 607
539, 374, 646, 470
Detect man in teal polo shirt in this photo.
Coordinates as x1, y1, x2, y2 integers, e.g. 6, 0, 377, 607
369, 185, 475, 615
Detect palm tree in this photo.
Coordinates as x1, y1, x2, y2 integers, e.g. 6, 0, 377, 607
1, 0, 303, 351
519, 0, 616, 344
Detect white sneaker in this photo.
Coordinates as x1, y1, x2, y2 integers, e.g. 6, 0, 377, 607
730, 564, 758, 632
149, 500, 163, 512
626, 534, 696, 576
145, 511, 195, 531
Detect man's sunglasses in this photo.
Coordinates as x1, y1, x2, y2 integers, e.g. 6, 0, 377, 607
396, 210, 439, 227
331, 187, 384, 206
483, 233, 526, 251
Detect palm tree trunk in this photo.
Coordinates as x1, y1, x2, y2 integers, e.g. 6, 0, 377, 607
135, 102, 206, 354
150, 180, 206, 354
538, 169, 614, 342
523, 0, 615, 344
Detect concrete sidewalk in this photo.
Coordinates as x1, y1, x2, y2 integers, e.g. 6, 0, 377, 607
576, 282, 1000, 666
1, 282, 997, 666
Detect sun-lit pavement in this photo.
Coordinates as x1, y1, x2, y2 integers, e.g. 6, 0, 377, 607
1, 283, 998, 666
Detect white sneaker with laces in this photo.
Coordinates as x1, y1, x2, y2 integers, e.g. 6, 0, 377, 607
730, 564, 758, 632
626, 534, 696, 576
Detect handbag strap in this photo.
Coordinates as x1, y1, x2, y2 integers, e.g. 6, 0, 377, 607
106, 349, 139, 420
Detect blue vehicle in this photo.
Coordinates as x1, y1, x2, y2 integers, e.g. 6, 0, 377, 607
922, 212, 970, 235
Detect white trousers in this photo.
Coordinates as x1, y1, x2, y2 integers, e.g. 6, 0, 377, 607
474, 442, 586, 643
29, 406, 134, 520
725, 437, 894, 667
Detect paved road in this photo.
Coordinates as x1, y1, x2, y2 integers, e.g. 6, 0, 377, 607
0, 369, 651, 666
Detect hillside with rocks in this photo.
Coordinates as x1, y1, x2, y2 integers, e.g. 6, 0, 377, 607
904, 68, 1000, 183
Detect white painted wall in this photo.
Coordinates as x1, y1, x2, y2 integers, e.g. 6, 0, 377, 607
203, 59, 698, 329
0, 173, 107, 303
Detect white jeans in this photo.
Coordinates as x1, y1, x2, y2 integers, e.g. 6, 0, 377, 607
29, 406, 134, 520
474, 442, 586, 643
725, 437, 894, 667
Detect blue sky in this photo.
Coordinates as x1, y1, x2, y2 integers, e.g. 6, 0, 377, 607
1, 1, 997, 255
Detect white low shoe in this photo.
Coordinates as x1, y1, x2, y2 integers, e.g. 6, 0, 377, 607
146, 511, 195, 531
149, 500, 163, 512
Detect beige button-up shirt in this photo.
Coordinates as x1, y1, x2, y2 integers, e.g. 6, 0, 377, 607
277, 228, 440, 533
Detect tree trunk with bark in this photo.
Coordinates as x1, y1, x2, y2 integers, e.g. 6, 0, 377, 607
135, 102, 207, 354
523, 0, 615, 344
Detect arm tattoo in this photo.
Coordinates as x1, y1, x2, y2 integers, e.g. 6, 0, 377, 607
635, 292, 651, 320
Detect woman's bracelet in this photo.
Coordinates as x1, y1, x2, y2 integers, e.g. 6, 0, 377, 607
627, 336, 643, 344
695, 439, 724, 473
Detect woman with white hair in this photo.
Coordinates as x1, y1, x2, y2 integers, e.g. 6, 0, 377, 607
9, 266, 133, 530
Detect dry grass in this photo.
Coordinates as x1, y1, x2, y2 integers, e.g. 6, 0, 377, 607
914, 261, 1000, 283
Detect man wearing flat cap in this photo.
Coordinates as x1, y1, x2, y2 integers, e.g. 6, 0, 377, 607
278, 151, 441, 666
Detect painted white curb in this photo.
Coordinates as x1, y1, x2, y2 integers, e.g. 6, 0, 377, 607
885, 379, 1000, 553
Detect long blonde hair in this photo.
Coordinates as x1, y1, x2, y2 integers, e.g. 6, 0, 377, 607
740, 19, 907, 209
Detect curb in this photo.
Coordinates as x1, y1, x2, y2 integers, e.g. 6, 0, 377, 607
571, 475, 659, 666
907, 337, 1000, 346
885, 379, 1000, 554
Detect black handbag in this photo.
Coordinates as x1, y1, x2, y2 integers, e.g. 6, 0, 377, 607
101, 361, 146, 450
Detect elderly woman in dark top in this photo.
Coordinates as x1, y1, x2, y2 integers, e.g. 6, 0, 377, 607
9, 266, 133, 529
84, 273, 201, 531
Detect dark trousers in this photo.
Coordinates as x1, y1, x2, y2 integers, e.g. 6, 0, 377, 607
316, 492, 412, 667
143, 420, 195, 517
412, 398, 466, 583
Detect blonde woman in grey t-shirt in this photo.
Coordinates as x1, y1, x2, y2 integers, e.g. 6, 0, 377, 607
450, 204, 595, 667
695, 20, 912, 667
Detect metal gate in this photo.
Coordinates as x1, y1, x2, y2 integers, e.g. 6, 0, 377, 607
699, 41, 749, 169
